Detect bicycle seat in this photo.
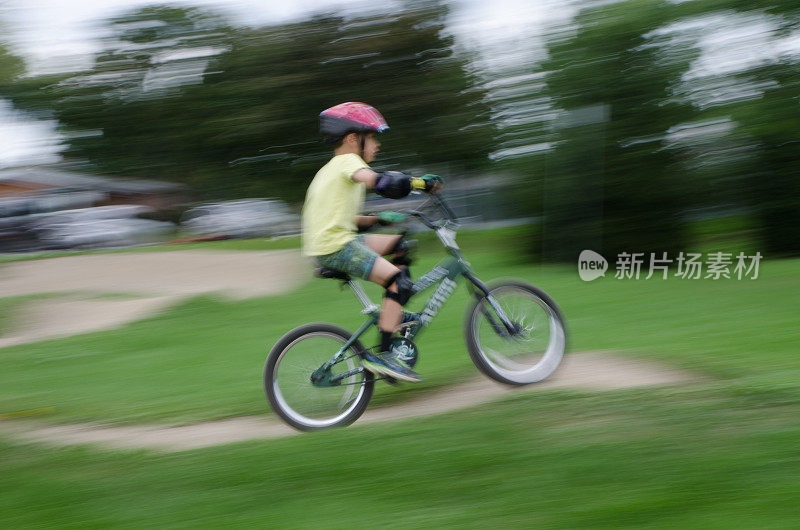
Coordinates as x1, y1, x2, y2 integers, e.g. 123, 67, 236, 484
315, 267, 351, 281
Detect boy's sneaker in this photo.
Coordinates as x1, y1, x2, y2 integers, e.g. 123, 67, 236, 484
362, 351, 423, 383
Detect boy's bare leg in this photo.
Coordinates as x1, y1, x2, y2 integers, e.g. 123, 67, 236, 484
364, 234, 402, 256
363, 245, 422, 381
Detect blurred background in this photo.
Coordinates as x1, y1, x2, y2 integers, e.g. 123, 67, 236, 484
2, 3, 800, 525
0, 0, 799, 257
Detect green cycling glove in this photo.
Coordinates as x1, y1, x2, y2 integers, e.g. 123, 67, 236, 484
376, 211, 408, 225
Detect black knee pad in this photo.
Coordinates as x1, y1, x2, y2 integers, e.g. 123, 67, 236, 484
384, 268, 413, 306
390, 234, 416, 267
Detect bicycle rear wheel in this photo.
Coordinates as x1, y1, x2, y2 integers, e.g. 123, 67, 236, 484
465, 281, 566, 385
265, 323, 374, 430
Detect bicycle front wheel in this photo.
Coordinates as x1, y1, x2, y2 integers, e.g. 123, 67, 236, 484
264, 323, 374, 430
465, 281, 566, 385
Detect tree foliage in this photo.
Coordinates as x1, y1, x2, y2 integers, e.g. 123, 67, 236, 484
3, 0, 799, 257
0, 43, 23, 86
540, 0, 699, 260
0, 2, 494, 203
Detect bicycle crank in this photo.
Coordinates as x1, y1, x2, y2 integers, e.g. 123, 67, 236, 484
389, 336, 419, 368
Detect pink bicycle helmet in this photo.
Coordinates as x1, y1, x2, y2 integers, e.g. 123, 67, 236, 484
319, 102, 389, 139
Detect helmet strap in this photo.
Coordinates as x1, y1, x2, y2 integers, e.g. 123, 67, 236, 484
359, 133, 366, 159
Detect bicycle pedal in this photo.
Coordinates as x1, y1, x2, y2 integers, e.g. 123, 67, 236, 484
394, 322, 413, 333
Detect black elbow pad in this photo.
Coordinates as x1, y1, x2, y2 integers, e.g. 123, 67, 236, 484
375, 171, 412, 199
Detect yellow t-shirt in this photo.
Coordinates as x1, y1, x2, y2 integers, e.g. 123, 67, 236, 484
302, 153, 370, 256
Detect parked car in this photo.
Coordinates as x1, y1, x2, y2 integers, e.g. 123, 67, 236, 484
0, 188, 145, 252
0, 215, 43, 252
180, 199, 299, 238
27, 204, 175, 249
28, 204, 154, 225
34, 218, 175, 249
0, 190, 106, 218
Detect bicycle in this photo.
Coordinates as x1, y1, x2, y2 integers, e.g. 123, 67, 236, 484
264, 194, 567, 430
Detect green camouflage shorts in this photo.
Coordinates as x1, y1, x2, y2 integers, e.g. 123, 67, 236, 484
316, 235, 379, 280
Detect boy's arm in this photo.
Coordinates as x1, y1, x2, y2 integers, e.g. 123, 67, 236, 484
356, 212, 408, 232
351, 169, 379, 188
356, 214, 379, 231
352, 169, 443, 198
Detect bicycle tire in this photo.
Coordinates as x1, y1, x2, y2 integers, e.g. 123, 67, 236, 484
264, 323, 374, 430
464, 281, 567, 386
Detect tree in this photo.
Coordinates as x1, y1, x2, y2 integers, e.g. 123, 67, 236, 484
0, 43, 23, 86
726, 61, 800, 255
0, 2, 495, 203
540, 0, 699, 261
726, 4, 800, 255
46, 6, 232, 191
201, 1, 495, 201
659, 0, 800, 255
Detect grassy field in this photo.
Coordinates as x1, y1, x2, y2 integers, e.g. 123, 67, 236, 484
2, 388, 799, 528
1, 226, 798, 527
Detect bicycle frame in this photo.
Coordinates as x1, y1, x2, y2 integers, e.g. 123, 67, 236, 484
312, 220, 518, 386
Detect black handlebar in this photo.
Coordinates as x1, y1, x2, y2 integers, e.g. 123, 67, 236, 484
399, 193, 457, 230
431, 193, 457, 223
401, 210, 438, 229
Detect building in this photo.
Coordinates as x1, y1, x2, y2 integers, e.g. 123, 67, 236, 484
0, 166, 189, 211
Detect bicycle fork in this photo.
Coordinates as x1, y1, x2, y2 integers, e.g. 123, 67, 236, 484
463, 271, 520, 337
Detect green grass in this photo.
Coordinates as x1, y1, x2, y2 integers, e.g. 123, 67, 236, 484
0, 239, 796, 424
686, 214, 759, 256
1, 225, 799, 527
0, 249, 520, 423
1, 388, 799, 528
0, 298, 18, 337
0, 293, 71, 338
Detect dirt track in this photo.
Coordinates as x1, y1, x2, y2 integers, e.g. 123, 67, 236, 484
0, 351, 699, 452
0, 250, 699, 452
0, 250, 307, 347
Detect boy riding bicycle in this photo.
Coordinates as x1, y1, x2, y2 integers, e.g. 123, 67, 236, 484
301, 102, 442, 383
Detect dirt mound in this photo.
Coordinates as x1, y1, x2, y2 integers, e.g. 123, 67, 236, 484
0, 250, 307, 347
0, 250, 307, 299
